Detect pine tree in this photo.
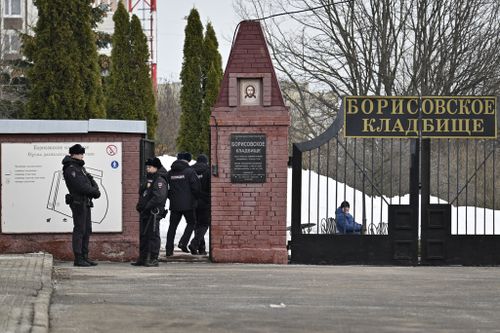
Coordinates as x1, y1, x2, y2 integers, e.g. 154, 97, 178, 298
25, 0, 104, 119
106, 1, 134, 119
177, 8, 204, 154
130, 15, 156, 138
200, 22, 223, 155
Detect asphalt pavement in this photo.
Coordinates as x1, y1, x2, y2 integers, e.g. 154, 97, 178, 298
3, 252, 500, 333
49, 259, 500, 333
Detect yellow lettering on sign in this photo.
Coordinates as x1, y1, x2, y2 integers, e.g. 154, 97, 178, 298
436, 119, 449, 132
361, 99, 374, 115
472, 119, 484, 132
422, 119, 434, 132
346, 98, 359, 114
435, 99, 446, 115
483, 99, 495, 115
391, 99, 405, 115
407, 98, 419, 115
470, 99, 483, 115
446, 99, 457, 115
405, 119, 419, 136
458, 99, 471, 115
392, 119, 404, 132
376, 99, 388, 115
421, 99, 434, 115
362, 118, 376, 132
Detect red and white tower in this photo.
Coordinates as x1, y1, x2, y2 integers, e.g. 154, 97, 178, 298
128, 0, 157, 91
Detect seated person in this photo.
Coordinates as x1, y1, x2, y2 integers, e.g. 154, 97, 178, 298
335, 201, 362, 234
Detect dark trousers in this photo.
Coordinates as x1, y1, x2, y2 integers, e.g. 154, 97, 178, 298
190, 208, 210, 251
139, 212, 161, 259
166, 210, 196, 254
70, 203, 92, 256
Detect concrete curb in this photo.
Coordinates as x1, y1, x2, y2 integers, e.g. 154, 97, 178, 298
31, 253, 53, 333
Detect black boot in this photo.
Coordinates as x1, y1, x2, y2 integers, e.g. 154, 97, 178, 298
144, 253, 159, 267
74, 254, 91, 267
188, 244, 198, 255
83, 254, 98, 266
131, 254, 146, 266
178, 244, 189, 253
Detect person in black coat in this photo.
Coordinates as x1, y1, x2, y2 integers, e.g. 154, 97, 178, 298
188, 154, 211, 255
165, 152, 201, 256
132, 157, 168, 267
62, 144, 101, 267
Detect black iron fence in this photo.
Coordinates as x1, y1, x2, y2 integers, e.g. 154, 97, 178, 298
430, 139, 499, 235
291, 111, 412, 237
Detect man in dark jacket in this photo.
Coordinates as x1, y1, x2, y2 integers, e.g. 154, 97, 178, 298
62, 144, 101, 267
188, 154, 210, 255
132, 157, 168, 267
165, 152, 200, 256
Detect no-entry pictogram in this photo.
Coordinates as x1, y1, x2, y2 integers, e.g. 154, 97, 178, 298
106, 144, 118, 156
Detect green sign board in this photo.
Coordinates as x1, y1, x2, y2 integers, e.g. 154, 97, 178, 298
343, 96, 497, 138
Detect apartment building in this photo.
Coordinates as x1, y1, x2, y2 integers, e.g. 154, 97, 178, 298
0, 0, 122, 61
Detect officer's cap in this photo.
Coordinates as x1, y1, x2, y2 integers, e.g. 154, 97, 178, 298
145, 157, 162, 169
69, 144, 85, 155
177, 152, 192, 162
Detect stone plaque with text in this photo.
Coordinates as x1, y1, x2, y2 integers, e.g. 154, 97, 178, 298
230, 133, 266, 183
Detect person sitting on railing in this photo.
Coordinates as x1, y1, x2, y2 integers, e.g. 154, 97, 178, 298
335, 201, 362, 234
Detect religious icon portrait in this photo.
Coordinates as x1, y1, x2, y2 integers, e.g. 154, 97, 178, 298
239, 79, 261, 106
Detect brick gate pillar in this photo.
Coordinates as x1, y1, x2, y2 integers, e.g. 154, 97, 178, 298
210, 21, 290, 264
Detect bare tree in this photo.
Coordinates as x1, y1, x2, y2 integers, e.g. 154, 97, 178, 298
155, 81, 182, 156
0, 28, 29, 118
236, 0, 500, 207
236, 0, 500, 122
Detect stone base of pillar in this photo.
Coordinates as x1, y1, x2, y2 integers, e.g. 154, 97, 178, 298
212, 248, 288, 264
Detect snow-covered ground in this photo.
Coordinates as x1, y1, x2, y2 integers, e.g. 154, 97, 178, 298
157, 154, 500, 250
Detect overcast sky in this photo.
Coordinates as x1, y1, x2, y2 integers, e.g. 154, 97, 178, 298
156, 0, 240, 82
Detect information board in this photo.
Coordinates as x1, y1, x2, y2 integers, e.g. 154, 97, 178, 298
230, 133, 266, 183
1, 142, 122, 233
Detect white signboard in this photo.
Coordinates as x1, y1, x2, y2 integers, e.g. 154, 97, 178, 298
1, 142, 122, 233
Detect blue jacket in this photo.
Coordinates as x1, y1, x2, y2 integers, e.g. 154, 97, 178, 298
335, 207, 362, 234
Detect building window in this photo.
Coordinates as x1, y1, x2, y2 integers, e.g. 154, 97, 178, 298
3, 32, 21, 53
4, 0, 21, 16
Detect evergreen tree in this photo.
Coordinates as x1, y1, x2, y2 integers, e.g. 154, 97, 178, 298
106, 1, 134, 119
130, 15, 156, 138
25, 0, 104, 119
177, 8, 204, 154
200, 22, 223, 154
75, 0, 106, 118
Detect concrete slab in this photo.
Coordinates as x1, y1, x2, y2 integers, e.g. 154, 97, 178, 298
49, 262, 500, 332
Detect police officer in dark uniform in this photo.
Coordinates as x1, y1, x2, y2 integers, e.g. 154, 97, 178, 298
62, 144, 101, 267
165, 152, 200, 256
188, 154, 210, 255
132, 157, 168, 267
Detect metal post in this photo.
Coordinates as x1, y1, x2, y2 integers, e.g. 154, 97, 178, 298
291, 144, 303, 239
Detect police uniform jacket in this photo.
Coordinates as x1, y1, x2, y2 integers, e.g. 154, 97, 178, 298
192, 161, 210, 210
62, 155, 100, 206
136, 167, 168, 214
167, 160, 200, 212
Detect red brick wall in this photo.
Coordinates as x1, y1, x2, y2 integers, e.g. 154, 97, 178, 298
0, 133, 142, 261
210, 117, 289, 264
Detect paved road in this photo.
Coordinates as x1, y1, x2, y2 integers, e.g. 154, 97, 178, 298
0, 253, 52, 333
50, 262, 500, 333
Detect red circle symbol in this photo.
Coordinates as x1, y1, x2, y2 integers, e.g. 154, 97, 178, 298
106, 145, 118, 156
